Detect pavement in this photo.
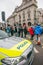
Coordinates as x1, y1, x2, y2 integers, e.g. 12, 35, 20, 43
32, 35, 43, 65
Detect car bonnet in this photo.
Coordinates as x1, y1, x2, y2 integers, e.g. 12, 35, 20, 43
0, 37, 32, 58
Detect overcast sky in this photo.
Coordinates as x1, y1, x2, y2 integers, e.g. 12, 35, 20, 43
0, 0, 43, 21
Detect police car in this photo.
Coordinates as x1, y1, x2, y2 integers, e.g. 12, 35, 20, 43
0, 30, 34, 65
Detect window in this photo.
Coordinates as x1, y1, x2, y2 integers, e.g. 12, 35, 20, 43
23, 11, 25, 21
19, 14, 21, 23
19, 14, 21, 19
27, 9, 31, 20
34, 10, 36, 20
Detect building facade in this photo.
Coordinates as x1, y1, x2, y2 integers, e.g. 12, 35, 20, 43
13, 0, 37, 25
36, 8, 43, 24
7, 0, 43, 26
7, 15, 15, 26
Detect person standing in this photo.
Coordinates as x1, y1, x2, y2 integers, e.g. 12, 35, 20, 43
5, 24, 11, 36
27, 22, 34, 40
10, 26, 14, 36
34, 23, 42, 45
18, 24, 23, 37
23, 23, 27, 38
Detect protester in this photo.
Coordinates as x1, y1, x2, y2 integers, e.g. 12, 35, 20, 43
5, 24, 11, 36
27, 22, 34, 40
15, 23, 21, 37
34, 22, 42, 45
10, 26, 14, 36
14, 24, 17, 33
0, 27, 3, 30
18, 24, 23, 37
23, 23, 27, 38
14, 24, 17, 36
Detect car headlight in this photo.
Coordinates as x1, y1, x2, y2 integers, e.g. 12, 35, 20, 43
1, 56, 25, 65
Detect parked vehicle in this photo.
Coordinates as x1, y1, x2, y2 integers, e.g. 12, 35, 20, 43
0, 30, 34, 65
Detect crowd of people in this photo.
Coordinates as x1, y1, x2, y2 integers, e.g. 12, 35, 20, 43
0, 22, 43, 45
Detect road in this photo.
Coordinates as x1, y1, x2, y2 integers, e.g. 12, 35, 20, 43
32, 35, 43, 65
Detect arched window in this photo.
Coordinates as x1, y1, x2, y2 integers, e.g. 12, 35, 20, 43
28, 22, 31, 26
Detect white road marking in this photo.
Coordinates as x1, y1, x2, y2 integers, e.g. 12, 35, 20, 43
34, 47, 39, 53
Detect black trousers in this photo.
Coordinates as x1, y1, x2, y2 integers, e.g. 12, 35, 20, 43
31, 35, 34, 40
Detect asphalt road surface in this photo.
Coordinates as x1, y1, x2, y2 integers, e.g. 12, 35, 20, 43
32, 35, 43, 65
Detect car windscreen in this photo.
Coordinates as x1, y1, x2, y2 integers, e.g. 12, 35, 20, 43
0, 30, 8, 39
